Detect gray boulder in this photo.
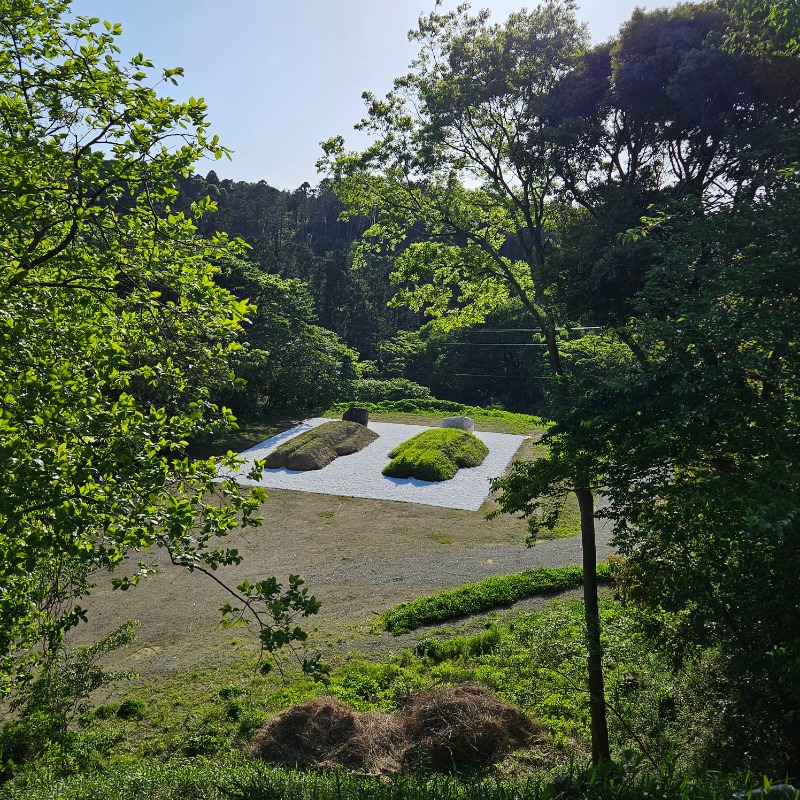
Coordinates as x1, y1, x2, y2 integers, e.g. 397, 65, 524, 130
342, 406, 369, 426
442, 416, 475, 434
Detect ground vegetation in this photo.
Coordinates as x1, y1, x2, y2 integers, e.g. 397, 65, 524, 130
382, 429, 489, 482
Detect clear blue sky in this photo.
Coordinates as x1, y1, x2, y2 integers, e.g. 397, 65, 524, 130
69, 0, 678, 190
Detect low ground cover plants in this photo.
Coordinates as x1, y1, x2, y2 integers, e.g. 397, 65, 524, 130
0, 599, 780, 798
0, 760, 750, 800
326, 400, 543, 435
381, 564, 613, 633
382, 428, 489, 482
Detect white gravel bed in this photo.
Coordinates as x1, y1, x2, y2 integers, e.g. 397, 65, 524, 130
218, 418, 526, 511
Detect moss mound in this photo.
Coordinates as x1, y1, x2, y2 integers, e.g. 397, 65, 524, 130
264, 421, 378, 471
382, 428, 488, 482
248, 684, 543, 774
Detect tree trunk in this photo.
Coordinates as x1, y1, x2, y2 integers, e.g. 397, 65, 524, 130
544, 317, 564, 376
576, 483, 611, 764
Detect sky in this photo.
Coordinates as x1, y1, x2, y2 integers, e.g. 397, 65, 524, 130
68, 0, 679, 190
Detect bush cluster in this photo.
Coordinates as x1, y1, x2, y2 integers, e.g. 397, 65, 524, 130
327, 399, 543, 431
382, 564, 613, 633
352, 378, 432, 403
415, 626, 502, 663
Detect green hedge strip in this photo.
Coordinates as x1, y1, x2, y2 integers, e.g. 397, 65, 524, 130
382, 563, 613, 634
326, 400, 544, 433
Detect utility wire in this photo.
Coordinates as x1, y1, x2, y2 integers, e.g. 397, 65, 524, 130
452, 373, 554, 378
443, 342, 550, 346
462, 326, 602, 332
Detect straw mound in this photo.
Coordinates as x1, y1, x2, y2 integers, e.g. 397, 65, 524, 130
248, 684, 544, 774
398, 684, 543, 771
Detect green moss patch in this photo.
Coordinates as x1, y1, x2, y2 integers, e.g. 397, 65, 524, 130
264, 421, 378, 471
382, 428, 489, 482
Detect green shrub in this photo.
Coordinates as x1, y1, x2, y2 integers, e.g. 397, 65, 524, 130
353, 378, 432, 402
12, 621, 138, 734
181, 732, 228, 757
0, 713, 59, 782
415, 626, 502, 663
91, 703, 120, 720
218, 685, 244, 701
382, 428, 489, 482
115, 698, 145, 721
382, 563, 613, 633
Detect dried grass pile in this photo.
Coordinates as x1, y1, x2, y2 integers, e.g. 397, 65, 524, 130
398, 684, 542, 771
248, 684, 544, 774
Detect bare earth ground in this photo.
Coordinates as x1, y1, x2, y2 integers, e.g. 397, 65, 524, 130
68, 429, 613, 678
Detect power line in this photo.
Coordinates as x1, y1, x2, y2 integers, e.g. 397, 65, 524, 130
463, 326, 603, 332
443, 342, 550, 347
451, 373, 554, 378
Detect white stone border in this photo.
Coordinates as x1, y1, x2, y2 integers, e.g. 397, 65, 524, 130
218, 418, 526, 511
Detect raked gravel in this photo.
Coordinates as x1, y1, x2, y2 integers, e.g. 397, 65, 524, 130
219, 418, 526, 511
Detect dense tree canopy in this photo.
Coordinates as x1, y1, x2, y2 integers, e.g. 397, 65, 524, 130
214, 256, 359, 415
174, 174, 421, 360
492, 0, 800, 774
321, 0, 800, 769
0, 0, 316, 686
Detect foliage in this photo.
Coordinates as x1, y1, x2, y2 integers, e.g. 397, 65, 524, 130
0, 757, 751, 800
319, 2, 589, 364
382, 429, 489, 482
219, 575, 327, 682
405, 306, 552, 414
593, 183, 800, 773
0, 600, 771, 794
368, 329, 426, 379
415, 626, 502, 664
352, 378, 432, 404
0, 622, 137, 780
0, 0, 318, 691
490, 0, 800, 774
12, 622, 137, 735
325, 400, 544, 435
175, 175, 422, 360
724, 0, 800, 57
215, 256, 360, 416
381, 564, 613, 634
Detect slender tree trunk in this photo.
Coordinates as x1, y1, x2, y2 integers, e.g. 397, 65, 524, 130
576, 483, 611, 764
544, 317, 564, 376
539, 305, 609, 762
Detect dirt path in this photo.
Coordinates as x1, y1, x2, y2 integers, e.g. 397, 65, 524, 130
70, 486, 613, 677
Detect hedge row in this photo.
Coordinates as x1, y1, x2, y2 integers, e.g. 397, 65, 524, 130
382, 563, 613, 634
326, 399, 544, 432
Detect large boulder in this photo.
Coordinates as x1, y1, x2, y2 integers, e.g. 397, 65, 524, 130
442, 415, 474, 434
342, 406, 369, 426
